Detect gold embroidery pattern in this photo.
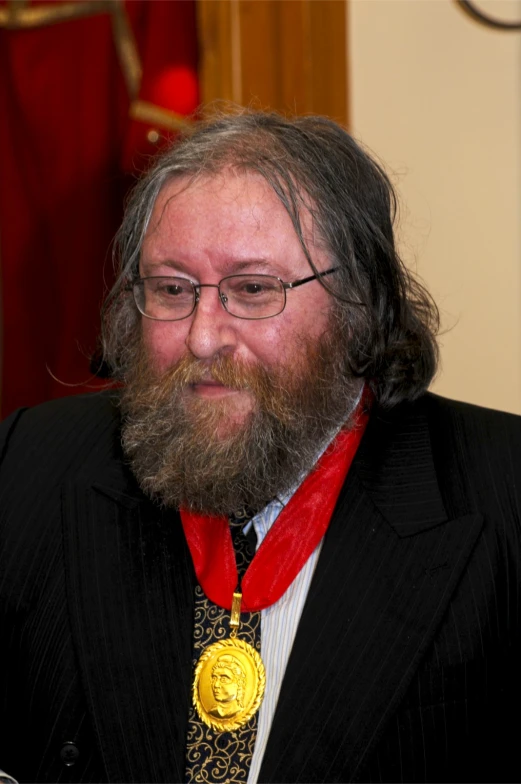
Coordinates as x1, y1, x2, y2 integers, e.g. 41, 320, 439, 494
185, 513, 261, 784
185, 587, 261, 783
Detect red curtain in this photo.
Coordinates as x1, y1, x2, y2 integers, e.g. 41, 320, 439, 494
0, 0, 199, 417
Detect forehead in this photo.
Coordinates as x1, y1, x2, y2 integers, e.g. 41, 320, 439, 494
141, 170, 319, 276
149, 169, 294, 230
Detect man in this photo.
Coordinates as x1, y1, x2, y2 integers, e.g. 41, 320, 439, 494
0, 110, 520, 784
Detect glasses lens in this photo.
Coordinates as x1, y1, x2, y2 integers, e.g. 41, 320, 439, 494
221, 275, 285, 319
134, 277, 195, 320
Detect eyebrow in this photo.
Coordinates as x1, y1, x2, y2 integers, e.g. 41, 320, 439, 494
141, 258, 282, 276
140, 259, 188, 273
228, 259, 273, 273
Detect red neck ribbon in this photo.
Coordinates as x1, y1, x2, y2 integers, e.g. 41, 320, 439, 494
180, 400, 369, 612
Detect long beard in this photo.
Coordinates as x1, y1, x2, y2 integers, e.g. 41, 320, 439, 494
120, 323, 362, 515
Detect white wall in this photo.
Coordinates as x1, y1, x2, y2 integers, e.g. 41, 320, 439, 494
349, 0, 521, 414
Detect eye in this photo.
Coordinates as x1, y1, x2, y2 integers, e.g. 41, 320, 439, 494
243, 282, 266, 295
226, 276, 279, 298
161, 283, 184, 296
245, 280, 277, 295
148, 278, 193, 300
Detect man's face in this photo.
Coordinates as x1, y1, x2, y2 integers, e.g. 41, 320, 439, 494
140, 170, 334, 432
122, 169, 361, 514
211, 667, 238, 704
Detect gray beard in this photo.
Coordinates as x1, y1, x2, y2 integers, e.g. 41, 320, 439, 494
120, 326, 362, 516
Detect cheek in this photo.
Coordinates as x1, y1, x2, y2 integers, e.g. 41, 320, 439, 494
243, 308, 331, 367
240, 323, 292, 369
141, 320, 189, 373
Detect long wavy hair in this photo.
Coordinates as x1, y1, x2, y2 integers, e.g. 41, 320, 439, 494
101, 109, 439, 407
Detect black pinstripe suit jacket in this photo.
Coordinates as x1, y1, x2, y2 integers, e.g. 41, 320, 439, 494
0, 391, 520, 783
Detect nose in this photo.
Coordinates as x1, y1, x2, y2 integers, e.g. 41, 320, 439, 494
185, 284, 238, 360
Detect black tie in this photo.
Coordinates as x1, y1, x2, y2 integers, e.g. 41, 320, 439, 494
229, 512, 257, 580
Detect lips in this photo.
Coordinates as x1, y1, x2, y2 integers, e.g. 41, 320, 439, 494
190, 379, 229, 391
188, 378, 247, 399
190, 375, 246, 392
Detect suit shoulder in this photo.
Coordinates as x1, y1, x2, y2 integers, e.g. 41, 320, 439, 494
422, 392, 521, 445
423, 391, 521, 421
374, 393, 521, 497
418, 393, 521, 514
0, 390, 122, 477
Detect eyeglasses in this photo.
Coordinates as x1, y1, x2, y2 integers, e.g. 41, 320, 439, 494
130, 268, 338, 321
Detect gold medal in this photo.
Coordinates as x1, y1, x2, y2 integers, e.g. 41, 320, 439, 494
192, 592, 266, 732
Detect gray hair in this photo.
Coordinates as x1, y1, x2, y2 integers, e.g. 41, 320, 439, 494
101, 108, 439, 407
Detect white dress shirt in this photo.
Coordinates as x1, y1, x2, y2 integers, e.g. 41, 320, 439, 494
246, 487, 324, 782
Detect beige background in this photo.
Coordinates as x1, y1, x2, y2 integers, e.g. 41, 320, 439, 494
349, 0, 521, 415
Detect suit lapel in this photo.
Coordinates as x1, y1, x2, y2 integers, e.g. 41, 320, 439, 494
260, 402, 484, 783
62, 461, 195, 783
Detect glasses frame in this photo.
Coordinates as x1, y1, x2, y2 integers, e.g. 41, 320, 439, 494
129, 267, 339, 321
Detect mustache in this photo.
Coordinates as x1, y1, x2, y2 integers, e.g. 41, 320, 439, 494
141, 353, 287, 408
166, 354, 259, 390
126, 347, 301, 427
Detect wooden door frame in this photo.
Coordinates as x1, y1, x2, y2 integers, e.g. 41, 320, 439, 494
196, 0, 349, 127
